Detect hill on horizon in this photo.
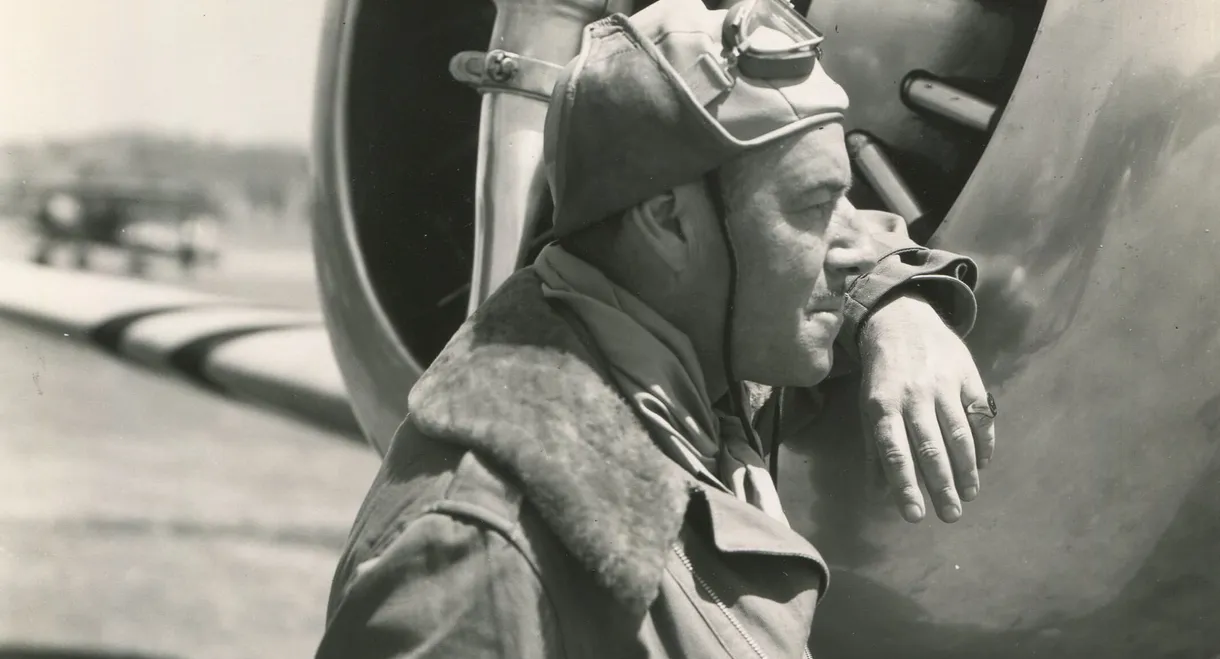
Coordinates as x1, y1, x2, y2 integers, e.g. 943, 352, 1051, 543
1, 130, 311, 222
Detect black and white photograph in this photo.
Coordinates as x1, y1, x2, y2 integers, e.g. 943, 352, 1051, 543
1, 1, 1217, 657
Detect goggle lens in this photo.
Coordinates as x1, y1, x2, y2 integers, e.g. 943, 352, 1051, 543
724, 0, 823, 79
738, 0, 822, 53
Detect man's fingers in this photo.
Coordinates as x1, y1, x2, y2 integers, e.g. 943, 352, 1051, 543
936, 395, 979, 502
906, 405, 962, 523
863, 428, 889, 503
962, 383, 997, 468
866, 405, 924, 522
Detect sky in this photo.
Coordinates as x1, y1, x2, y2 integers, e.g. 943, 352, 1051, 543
0, 0, 328, 146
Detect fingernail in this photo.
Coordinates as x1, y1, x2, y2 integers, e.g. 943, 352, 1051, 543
941, 503, 962, 521
963, 486, 978, 501
979, 458, 991, 469
902, 504, 923, 522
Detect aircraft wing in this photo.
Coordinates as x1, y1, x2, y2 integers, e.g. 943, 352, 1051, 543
0, 259, 363, 442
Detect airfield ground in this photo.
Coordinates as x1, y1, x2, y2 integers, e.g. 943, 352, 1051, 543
0, 220, 380, 658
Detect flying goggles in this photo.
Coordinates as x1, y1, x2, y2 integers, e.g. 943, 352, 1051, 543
722, 0, 824, 80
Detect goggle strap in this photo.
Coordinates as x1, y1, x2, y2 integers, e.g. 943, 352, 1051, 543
682, 52, 735, 107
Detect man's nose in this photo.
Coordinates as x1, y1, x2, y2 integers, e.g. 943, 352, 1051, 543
824, 208, 881, 284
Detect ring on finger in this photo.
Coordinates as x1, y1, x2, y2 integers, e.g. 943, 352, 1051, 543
966, 392, 997, 419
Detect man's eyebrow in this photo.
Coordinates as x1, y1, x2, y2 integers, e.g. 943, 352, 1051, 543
816, 174, 852, 199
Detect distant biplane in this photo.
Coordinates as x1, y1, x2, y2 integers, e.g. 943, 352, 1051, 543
25, 179, 221, 276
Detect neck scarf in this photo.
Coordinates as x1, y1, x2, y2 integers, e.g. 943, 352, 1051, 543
533, 245, 789, 527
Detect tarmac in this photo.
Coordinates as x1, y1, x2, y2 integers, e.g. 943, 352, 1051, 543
0, 220, 380, 658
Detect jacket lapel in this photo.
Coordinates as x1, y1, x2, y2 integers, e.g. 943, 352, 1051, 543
408, 268, 693, 614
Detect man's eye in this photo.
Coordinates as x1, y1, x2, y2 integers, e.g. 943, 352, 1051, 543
784, 189, 845, 223
812, 200, 837, 214
799, 199, 837, 220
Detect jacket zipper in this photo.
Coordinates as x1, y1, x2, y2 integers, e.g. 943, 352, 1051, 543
672, 545, 814, 659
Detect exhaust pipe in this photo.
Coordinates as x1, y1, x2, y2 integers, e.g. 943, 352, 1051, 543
452, 0, 633, 316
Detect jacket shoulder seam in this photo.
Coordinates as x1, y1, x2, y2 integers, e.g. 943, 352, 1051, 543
426, 499, 523, 540
425, 503, 572, 659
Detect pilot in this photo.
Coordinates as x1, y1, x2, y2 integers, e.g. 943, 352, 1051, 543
317, 0, 996, 656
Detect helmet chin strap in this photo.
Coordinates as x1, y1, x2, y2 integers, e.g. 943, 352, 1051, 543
703, 170, 785, 479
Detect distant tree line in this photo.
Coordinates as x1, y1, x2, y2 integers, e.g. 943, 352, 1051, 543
0, 131, 310, 221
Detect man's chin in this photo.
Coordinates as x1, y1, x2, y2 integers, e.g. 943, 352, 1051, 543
794, 325, 838, 384
800, 354, 834, 387
739, 334, 836, 387
769, 348, 835, 389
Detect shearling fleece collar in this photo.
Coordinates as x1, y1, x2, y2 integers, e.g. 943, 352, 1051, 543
407, 268, 692, 614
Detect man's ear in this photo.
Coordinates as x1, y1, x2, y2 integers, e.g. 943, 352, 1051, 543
626, 190, 689, 273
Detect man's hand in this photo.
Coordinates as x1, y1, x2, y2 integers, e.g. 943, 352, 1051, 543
857, 293, 996, 524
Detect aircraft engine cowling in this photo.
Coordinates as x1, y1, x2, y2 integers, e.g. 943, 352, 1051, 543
312, 0, 1041, 449
312, 0, 1220, 655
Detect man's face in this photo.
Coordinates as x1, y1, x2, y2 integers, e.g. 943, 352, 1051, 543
722, 123, 876, 386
